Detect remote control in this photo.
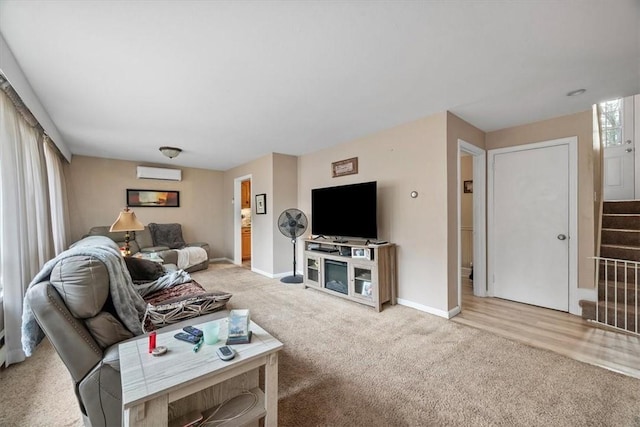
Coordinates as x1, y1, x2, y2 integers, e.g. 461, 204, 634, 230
174, 332, 201, 344
183, 325, 203, 338
216, 345, 235, 361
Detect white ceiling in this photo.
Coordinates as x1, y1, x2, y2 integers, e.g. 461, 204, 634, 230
0, 1, 638, 171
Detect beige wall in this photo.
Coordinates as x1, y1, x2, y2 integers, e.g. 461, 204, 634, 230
65, 155, 225, 257
223, 154, 273, 273
486, 110, 595, 289
222, 153, 299, 276
298, 113, 452, 312
592, 106, 602, 253
446, 112, 486, 309
272, 153, 299, 274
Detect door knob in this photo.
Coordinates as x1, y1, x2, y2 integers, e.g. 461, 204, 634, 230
557, 234, 567, 241
625, 139, 632, 144
626, 148, 633, 153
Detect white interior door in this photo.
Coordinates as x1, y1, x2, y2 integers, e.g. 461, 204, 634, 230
603, 96, 635, 200
491, 143, 570, 311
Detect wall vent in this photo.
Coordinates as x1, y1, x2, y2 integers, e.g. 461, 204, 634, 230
136, 166, 182, 181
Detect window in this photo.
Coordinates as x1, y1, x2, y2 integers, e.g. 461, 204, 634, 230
599, 98, 623, 147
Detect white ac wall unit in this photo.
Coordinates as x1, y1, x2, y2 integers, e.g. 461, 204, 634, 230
136, 166, 182, 181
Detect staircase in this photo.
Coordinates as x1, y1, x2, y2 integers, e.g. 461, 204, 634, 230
580, 200, 640, 334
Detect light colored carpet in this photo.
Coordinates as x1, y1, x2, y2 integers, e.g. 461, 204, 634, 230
2, 262, 639, 426
0, 337, 83, 426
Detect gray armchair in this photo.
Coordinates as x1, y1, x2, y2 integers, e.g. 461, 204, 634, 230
25, 236, 226, 427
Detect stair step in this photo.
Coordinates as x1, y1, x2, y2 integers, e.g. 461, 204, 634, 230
601, 229, 640, 246
601, 214, 640, 230
598, 280, 639, 304
600, 244, 640, 262
579, 300, 638, 333
603, 200, 640, 214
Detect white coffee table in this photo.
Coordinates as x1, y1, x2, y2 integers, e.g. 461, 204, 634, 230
119, 318, 283, 427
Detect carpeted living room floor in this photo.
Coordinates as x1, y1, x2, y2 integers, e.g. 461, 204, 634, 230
1, 261, 639, 426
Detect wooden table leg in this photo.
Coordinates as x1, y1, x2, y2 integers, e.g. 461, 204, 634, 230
124, 395, 169, 427
264, 352, 279, 427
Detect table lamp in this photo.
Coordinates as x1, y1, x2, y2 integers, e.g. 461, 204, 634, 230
110, 207, 145, 256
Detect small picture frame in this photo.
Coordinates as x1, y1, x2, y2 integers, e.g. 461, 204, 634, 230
255, 193, 267, 215
332, 157, 358, 178
361, 281, 372, 297
463, 180, 473, 194
351, 247, 371, 260
228, 309, 250, 338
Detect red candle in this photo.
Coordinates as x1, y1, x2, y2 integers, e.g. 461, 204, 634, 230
148, 332, 156, 353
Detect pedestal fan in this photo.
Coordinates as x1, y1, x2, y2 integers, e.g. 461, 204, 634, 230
278, 208, 308, 283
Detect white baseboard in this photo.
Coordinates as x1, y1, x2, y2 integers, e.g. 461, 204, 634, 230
397, 298, 459, 319
448, 306, 461, 318
251, 267, 272, 278
252, 268, 303, 279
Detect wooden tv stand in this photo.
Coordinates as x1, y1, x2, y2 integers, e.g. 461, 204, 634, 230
303, 239, 397, 312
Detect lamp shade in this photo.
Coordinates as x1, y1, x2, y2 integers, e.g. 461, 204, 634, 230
110, 208, 145, 232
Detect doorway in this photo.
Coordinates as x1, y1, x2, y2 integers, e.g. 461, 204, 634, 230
233, 174, 252, 266
240, 179, 252, 267
601, 96, 636, 200
457, 140, 487, 312
488, 137, 577, 312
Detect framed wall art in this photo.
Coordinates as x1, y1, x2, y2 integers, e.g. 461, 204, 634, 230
331, 157, 358, 178
255, 193, 267, 215
126, 189, 180, 207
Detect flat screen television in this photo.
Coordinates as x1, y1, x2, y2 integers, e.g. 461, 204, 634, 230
311, 181, 377, 239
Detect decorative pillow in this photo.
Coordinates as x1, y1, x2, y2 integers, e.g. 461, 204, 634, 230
124, 256, 165, 281
85, 312, 134, 349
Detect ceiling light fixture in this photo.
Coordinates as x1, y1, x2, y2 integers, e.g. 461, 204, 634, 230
566, 89, 586, 97
159, 146, 182, 159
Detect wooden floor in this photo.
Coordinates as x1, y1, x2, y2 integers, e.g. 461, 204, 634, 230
452, 279, 640, 379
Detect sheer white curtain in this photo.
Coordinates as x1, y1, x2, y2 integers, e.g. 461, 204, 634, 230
43, 136, 69, 254
0, 90, 52, 366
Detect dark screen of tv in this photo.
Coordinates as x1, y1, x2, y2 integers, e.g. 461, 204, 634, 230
311, 181, 377, 239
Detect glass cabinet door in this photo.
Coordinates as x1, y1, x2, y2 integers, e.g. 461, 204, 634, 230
352, 265, 375, 301
305, 255, 321, 287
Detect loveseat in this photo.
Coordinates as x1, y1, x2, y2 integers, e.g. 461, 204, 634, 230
24, 235, 231, 427
86, 223, 210, 272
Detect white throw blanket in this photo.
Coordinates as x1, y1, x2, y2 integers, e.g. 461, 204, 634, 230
177, 246, 208, 270
134, 269, 192, 297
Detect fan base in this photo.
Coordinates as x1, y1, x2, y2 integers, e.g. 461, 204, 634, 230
280, 275, 304, 284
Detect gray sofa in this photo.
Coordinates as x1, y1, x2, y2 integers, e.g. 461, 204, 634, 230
86, 224, 210, 272
25, 235, 230, 427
